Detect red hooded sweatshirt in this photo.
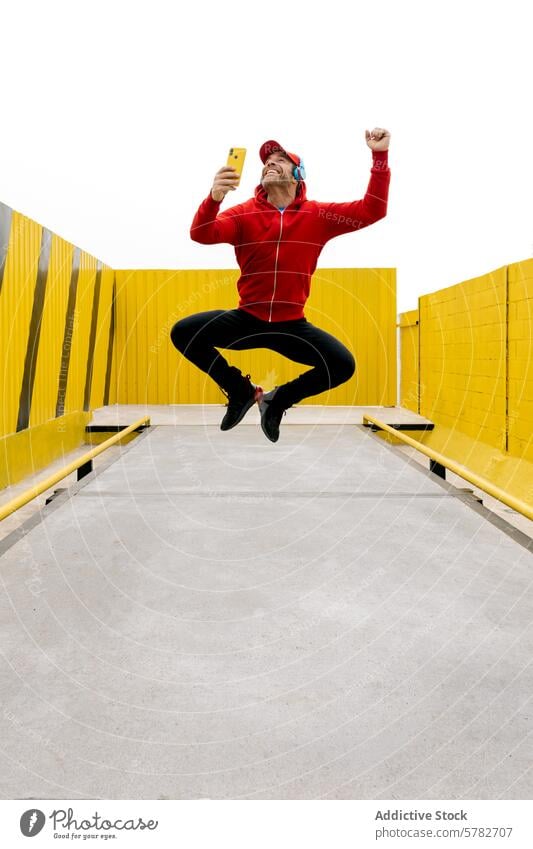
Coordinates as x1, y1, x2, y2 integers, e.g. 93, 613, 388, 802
190, 148, 390, 323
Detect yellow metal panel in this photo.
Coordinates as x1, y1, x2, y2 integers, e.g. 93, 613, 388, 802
0, 212, 42, 437
420, 267, 507, 451
113, 269, 130, 408
0, 203, 117, 490
89, 266, 114, 410
114, 268, 397, 406
399, 309, 419, 412
0, 410, 91, 489
104, 274, 118, 406
29, 234, 73, 428
507, 258, 533, 461
64, 251, 97, 414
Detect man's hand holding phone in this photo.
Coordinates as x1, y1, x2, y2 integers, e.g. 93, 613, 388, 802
211, 147, 247, 202
211, 167, 240, 202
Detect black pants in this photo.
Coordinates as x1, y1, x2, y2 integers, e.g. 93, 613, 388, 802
170, 308, 356, 408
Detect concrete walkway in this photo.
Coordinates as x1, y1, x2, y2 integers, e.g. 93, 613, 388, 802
0, 421, 531, 799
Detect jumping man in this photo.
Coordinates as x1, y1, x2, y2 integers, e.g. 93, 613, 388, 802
170, 129, 391, 442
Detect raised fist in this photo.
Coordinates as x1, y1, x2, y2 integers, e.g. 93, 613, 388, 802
365, 128, 391, 152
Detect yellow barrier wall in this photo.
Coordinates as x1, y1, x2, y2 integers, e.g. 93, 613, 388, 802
0, 201, 117, 488
508, 260, 533, 461
420, 266, 507, 450
399, 258, 533, 504
399, 309, 419, 412
114, 268, 397, 406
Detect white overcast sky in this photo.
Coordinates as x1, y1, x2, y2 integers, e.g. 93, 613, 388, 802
1, 0, 531, 313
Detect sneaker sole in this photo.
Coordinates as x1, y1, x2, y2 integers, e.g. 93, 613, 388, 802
220, 385, 263, 431
258, 395, 280, 443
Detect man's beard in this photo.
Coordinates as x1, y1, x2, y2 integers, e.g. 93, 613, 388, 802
261, 173, 291, 187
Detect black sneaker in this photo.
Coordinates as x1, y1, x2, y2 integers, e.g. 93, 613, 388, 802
258, 388, 287, 443
220, 373, 263, 431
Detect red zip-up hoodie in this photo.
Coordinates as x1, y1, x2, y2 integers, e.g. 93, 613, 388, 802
190, 148, 390, 322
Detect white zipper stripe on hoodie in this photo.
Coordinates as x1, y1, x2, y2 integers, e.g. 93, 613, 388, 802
268, 209, 284, 322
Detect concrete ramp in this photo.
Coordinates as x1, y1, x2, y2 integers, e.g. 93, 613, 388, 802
0, 424, 531, 799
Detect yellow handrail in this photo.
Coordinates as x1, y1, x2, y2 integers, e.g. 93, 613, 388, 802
0, 416, 150, 522
362, 414, 533, 522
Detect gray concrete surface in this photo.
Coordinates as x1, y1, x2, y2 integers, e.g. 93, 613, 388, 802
0, 422, 531, 800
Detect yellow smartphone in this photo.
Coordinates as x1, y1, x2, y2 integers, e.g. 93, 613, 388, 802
227, 147, 246, 179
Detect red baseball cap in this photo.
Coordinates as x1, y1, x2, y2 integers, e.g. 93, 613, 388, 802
259, 139, 302, 168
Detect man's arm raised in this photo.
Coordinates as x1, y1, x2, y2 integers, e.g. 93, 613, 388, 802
317, 128, 391, 239
190, 166, 242, 245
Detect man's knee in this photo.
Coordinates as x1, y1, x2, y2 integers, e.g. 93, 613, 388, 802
343, 350, 356, 380
314, 349, 355, 389
332, 349, 356, 385
170, 317, 194, 352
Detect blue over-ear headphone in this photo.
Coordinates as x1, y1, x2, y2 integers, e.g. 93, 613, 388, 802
293, 160, 306, 181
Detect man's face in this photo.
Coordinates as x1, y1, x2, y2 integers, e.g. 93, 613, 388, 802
260, 151, 297, 188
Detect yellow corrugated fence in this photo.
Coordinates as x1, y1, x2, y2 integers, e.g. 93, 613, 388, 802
399, 258, 532, 505
0, 201, 117, 489
113, 267, 397, 406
